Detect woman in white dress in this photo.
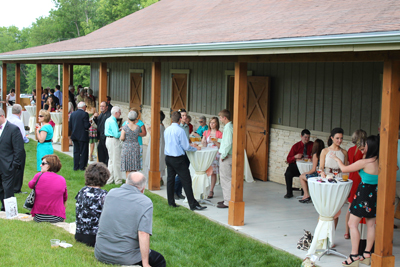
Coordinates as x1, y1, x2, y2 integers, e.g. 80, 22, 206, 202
319, 127, 348, 230
144, 111, 166, 186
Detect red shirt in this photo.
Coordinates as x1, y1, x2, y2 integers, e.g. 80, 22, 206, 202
286, 140, 314, 164
188, 123, 193, 133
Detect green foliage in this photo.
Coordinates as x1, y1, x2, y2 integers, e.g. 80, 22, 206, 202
0, 0, 159, 92
7, 139, 302, 267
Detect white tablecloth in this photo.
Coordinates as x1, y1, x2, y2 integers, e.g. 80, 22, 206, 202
307, 177, 353, 255
187, 147, 218, 199
25, 105, 37, 133
296, 160, 314, 174
50, 112, 63, 143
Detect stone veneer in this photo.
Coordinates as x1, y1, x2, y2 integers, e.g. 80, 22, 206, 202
268, 127, 353, 184
110, 101, 354, 186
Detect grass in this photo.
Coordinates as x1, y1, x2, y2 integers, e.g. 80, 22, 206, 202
3, 139, 302, 266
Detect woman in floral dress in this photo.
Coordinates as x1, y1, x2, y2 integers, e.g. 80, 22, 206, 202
120, 111, 146, 177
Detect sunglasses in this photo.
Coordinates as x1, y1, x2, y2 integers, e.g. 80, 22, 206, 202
39, 115, 44, 118
199, 121, 204, 123
41, 161, 49, 166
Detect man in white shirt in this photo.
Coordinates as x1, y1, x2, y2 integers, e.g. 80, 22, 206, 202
8, 104, 28, 193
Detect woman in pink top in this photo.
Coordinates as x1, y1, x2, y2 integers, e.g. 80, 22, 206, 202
28, 154, 68, 223
201, 117, 223, 199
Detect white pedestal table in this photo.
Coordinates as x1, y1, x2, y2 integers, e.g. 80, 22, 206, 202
25, 106, 37, 133
50, 112, 63, 143
307, 177, 353, 259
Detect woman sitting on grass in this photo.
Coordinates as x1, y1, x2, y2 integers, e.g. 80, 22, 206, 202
75, 162, 110, 247
298, 139, 325, 203
29, 154, 67, 223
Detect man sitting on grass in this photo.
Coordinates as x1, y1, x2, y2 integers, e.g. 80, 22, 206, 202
95, 172, 166, 267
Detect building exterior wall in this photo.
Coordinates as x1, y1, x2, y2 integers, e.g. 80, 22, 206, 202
90, 61, 382, 184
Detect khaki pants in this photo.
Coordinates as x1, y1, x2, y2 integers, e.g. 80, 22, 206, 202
106, 137, 123, 184
219, 155, 232, 206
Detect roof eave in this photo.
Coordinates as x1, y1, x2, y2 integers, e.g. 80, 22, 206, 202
1, 31, 400, 61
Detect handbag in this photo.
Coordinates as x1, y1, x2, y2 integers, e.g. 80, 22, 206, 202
23, 173, 43, 211
296, 229, 313, 251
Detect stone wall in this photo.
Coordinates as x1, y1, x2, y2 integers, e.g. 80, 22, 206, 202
268, 127, 353, 184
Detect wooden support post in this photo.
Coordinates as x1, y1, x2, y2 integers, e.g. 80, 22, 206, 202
371, 60, 400, 267
149, 62, 161, 190
35, 64, 42, 140
69, 64, 74, 86
99, 63, 107, 105
15, 63, 20, 104
61, 63, 70, 152
228, 62, 247, 226
2, 63, 6, 115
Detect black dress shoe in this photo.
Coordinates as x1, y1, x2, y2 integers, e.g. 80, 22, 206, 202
284, 194, 294, 199
191, 205, 207, 211
169, 204, 180, 208
177, 194, 186, 199
217, 201, 224, 205
299, 197, 311, 203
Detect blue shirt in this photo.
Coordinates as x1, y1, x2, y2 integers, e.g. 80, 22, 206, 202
122, 119, 144, 145
54, 90, 62, 106
196, 124, 208, 136
164, 123, 197, 156
104, 116, 121, 138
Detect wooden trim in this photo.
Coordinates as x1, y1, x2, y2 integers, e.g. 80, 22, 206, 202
99, 63, 108, 106
170, 69, 190, 110
6, 51, 400, 65
69, 64, 74, 85
371, 60, 400, 267
35, 64, 42, 140
2, 63, 6, 116
224, 70, 253, 112
15, 63, 20, 105
61, 63, 70, 152
148, 62, 161, 190
228, 62, 247, 226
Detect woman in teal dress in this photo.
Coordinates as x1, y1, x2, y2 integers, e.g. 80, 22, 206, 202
36, 109, 54, 171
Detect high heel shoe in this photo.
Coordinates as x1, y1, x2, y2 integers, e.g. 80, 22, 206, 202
342, 254, 359, 267
299, 197, 311, 203
360, 251, 371, 266
207, 191, 214, 199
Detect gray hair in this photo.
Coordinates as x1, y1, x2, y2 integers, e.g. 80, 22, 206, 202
199, 115, 206, 121
12, 104, 22, 114
126, 172, 147, 190
77, 101, 86, 109
68, 85, 74, 90
128, 111, 138, 121
87, 88, 93, 95
111, 106, 121, 116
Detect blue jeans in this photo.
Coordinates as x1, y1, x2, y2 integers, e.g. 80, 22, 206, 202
174, 175, 183, 195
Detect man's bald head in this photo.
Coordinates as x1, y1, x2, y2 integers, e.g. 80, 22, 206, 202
126, 172, 147, 192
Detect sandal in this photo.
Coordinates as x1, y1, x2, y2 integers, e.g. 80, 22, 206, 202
299, 197, 311, 203
342, 254, 359, 267
344, 233, 350, 239
207, 191, 214, 199
360, 251, 371, 266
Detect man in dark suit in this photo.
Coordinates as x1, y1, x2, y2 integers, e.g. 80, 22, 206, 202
93, 101, 111, 166
0, 108, 24, 211
69, 101, 91, 171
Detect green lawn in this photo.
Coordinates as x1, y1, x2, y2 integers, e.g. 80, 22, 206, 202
2, 139, 302, 266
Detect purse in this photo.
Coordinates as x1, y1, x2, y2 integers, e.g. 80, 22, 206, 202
296, 229, 313, 251
23, 173, 43, 211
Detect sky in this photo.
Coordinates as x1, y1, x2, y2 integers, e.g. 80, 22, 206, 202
0, 0, 56, 29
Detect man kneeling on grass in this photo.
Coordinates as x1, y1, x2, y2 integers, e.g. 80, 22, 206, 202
95, 172, 166, 267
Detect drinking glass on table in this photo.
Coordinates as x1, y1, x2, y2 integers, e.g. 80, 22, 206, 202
303, 155, 309, 162
333, 168, 339, 178
317, 168, 322, 176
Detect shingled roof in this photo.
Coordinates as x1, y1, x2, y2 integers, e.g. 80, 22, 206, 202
1, 0, 400, 60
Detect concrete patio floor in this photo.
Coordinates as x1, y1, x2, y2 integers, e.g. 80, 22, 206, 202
46, 137, 400, 267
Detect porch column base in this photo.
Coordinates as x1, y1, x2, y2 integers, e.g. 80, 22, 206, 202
371, 254, 395, 267
228, 201, 245, 226
148, 171, 161, 190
